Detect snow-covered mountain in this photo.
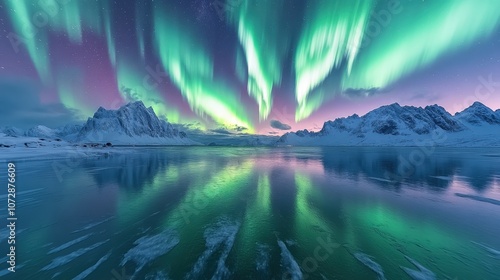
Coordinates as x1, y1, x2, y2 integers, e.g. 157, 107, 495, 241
56, 124, 83, 137
278, 102, 500, 146
0, 126, 24, 137
1, 101, 198, 146
2, 124, 77, 139
66, 101, 198, 145
24, 125, 57, 138
455, 102, 500, 126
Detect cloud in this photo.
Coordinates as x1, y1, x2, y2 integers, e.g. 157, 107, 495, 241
121, 86, 164, 105
210, 128, 234, 135
342, 87, 384, 98
406, 89, 440, 102
171, 122, 205, 134
270, 120, 291, 130
0, 78, 80, 129
171, 122, 250, 137
208, 124, 249, 134
234, 125, 248, 132
121, 86, 141, 101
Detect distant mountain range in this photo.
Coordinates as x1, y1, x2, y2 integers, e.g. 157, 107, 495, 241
2, 101, 500, 148
278, 102, 500, 146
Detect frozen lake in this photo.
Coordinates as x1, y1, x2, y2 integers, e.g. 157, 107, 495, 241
1, 147, 500, 279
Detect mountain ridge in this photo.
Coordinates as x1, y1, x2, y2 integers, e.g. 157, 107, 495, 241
69, 101, 197, 145
2, 101, 499, 147
1, 101, 198, 146
279, 102, 500, 147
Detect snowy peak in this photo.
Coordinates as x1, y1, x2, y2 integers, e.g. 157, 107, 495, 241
2, 125, 58, 138
318, 103, 463, 137
423, 104, 463, 132
86, 101, 171, 137
1, 127, 24, 137
468, 101, 490, 110
74, 101, 194, 145
456, 102, 500, 125
24, 125, 56, 138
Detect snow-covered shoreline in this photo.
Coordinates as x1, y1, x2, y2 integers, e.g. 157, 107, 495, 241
0, 134, 124, 162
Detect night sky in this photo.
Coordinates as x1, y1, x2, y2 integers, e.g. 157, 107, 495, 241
1, 0, 500, 134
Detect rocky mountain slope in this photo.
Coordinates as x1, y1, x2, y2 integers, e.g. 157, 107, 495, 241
1, 101, 198, 146
66, 101, 197, 145
278, 102, 500, 146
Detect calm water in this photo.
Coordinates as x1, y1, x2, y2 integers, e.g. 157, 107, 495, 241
1, 147, 500, 279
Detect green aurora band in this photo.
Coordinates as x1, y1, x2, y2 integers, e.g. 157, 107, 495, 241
230, 0, 290, 120
342, 0, 500, 91
5, 0, 105, 83
102, 3, 116, 68
4, 1, 181, 124
135, 1, 147, 61
56, 67, 94, 118
295, 0, 374, 121
5, 0, 51, 83
154, 10, 254, 132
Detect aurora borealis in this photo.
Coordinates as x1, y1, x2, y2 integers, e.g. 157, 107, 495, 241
1, 0, 500, 133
